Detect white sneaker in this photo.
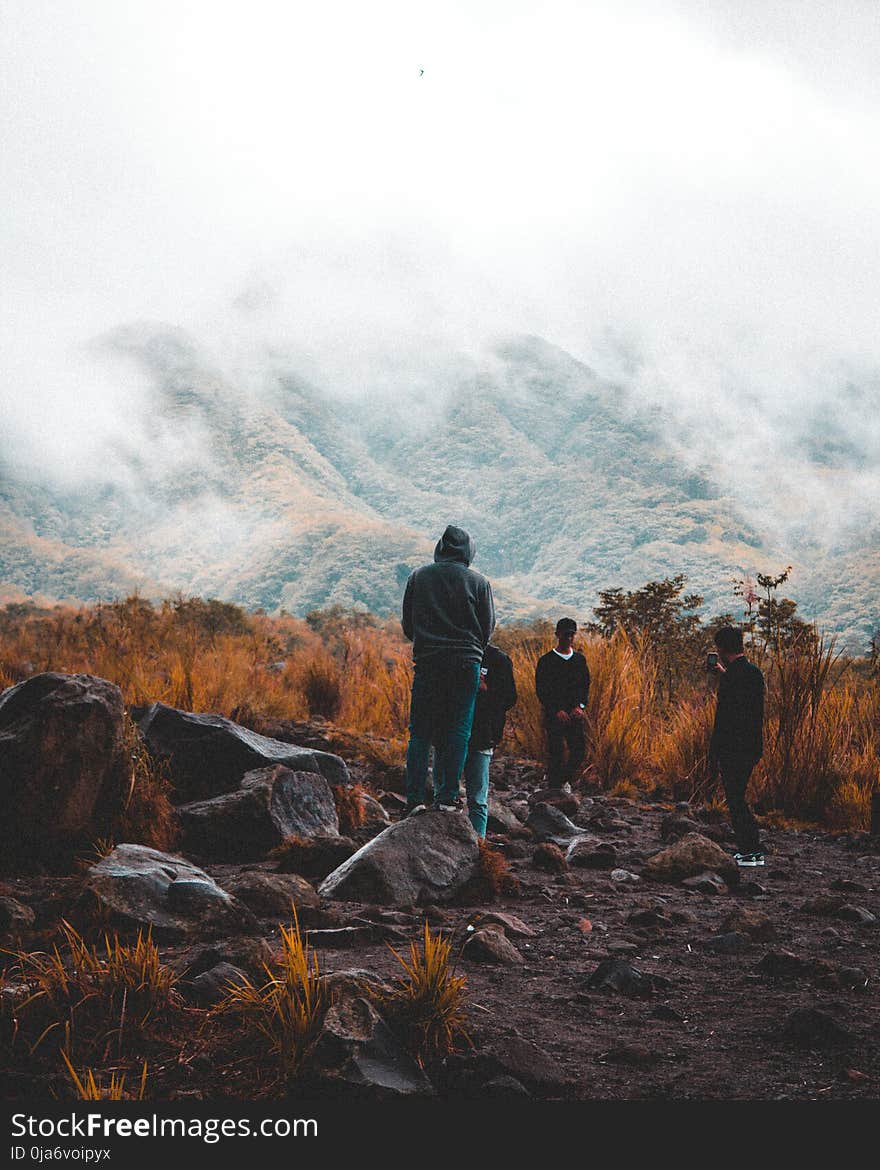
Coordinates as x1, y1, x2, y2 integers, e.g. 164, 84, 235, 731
437, 800, 464, 813
406, 803, 427, 817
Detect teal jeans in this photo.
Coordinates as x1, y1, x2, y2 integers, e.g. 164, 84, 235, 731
405, 659, 480, 809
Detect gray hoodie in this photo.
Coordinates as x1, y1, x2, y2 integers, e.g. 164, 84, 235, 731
401, 525, 495, 665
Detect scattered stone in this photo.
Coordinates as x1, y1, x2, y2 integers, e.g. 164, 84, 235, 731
526, 803, 583, 843
177, 766, 340, 861
486, 1037, 571, 1093
463, 925, 525, 965
529, 788, 580, 818
467, 911, 538, 938
533, 842, 568, 872
829, 878, 868, 894
627, 907, 671, 929
486, 797, 526, 835
0, 895, 36, 936
359, 795, 391, 835
272, 835, 359, 881
137, 702, 349, 804
305, 926, 382, 949
184, 962, 250, 1006
222, 870, 321, 920
587, 958, 652, 998
836, 904, 876, 925
781, 1007, 852, 1050
566, 838, 614, 868
800, 894, 847, 916
309, 993, 433, 1096
0, 673, 128, 869
755, 950, 828, 982
606, 940, 640, 957
323, 968, 394, 1000
651, 1004, 685, 1022
660, 814, 706, 841
83, 843, 255, 940
318, 812, 480, 906
719, 907, 775, 940
682, 871, 728, 895
702, 931, 750, 954
483, 1074, 530, 1097
610, 868, 641, 884
642, 833, 738, 885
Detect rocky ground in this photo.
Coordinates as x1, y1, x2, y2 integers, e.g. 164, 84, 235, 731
1, 682, 878, 1102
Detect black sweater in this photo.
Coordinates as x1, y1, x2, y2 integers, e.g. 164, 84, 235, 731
535, 649, 590, 717
469, 644, 517, 751
710, 656, 765, 762
401, 526, 495, 665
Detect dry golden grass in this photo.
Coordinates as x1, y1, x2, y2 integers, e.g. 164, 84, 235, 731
5, 921, 178, 1060
215, 912, 328, 1080
382, 922, 469, 1054
476, 839, 520, 898
61, 1050, 148, 1100
0, 596, 876, 830
332, 783, 367, 836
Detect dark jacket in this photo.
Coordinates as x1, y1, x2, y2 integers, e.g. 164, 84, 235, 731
469, 644, 517, 751
401, 526, 495, 666
710, 656, 764, 762
535, 649, 590, 717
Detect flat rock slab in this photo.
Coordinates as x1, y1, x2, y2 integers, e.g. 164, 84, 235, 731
177, 766, 339, 861
222, 870, 321, 918
137, 702, 349, 803
0, 672, 128, 868
83, 843, 255, 940
526, 802, 583, 843
318, 811, 480, 907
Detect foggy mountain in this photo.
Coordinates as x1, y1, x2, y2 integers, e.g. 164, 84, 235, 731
2, 325, 877, 647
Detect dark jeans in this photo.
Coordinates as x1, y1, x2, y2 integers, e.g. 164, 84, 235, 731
405, 659, 480, 808
545, 715, 586, 788
719, 754, 761, 854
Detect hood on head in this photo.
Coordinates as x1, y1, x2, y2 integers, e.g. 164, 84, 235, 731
434, 524, 475, 566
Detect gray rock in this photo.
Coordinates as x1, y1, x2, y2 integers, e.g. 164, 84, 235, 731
185, 962, 251, 1006
463, 926, 525, 966
0, 673, 128, 868
486, 1036, 571, 1093
222, 870, 321, 918
466, 911, 538, 938
566, 839, 616, 869
177, 766, 339, 860
587, 958, 652, 997
0, 895, 36, 935
703, 931, 750, 953
272, 835, 359, 881
309, 993, 433, 1096
720, 907, 776, 940
83, 843, 255, 940
319, 811, 480, 906
526, 802, 583, 843
610, 868, 642, 884
486, 796, 527, 834
681, 871, 728, 895
642, 833, 738, 885
836, 904, 876, 925
781, 1007, 852, 1049
137, 702, 349, 803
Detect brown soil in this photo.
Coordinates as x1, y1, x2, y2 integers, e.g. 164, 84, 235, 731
2, 751, 878, 1102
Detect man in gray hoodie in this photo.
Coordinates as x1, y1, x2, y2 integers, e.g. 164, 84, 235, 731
402, 525, 496, 815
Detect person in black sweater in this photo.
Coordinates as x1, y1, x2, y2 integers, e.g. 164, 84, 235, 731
535, 618, 591, 789
708, 625, 765, 866
433, 643, 517, 836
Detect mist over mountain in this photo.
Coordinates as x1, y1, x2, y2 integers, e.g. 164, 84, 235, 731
2, 324, 876, 648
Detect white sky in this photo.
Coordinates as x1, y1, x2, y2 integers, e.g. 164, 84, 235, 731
2, 0, 880, 532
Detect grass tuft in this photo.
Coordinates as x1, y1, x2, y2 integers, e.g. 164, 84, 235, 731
382, 922, 469, 1054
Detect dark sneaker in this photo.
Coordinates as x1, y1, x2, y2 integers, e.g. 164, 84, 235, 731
734, 851, 765, 867
436, 799, 464, 813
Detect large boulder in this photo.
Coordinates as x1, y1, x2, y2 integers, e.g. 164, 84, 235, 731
0, 673, 128, 869
642, 833, 739, 885
309, 992, 433, 1096
82, 843, 256, 940
319, 811, 480, 906
177, 766, 339, 860
136, 702, 349, 803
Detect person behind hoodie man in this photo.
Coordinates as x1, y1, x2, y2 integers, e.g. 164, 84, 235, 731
708, 625, 766, 867
535, 618, 590, 789
433, 642, 517, 837
401, 525, 495, 816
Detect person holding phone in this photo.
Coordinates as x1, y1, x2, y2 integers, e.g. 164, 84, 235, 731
707, 626, 766, 866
